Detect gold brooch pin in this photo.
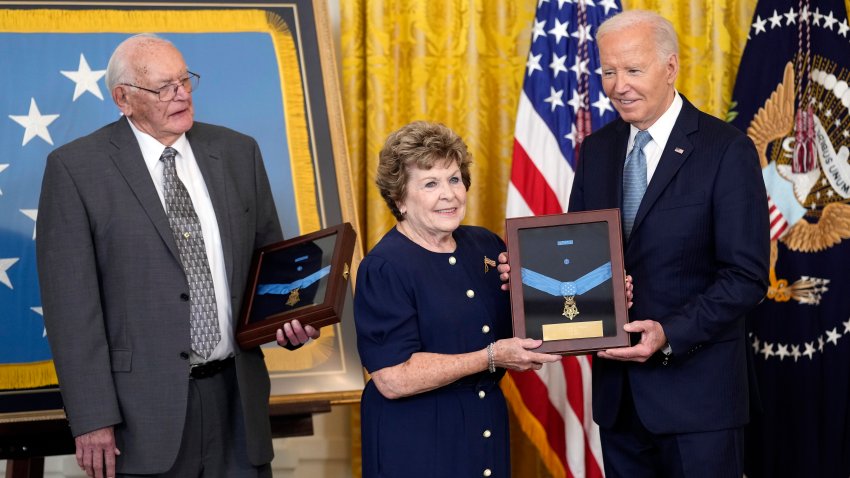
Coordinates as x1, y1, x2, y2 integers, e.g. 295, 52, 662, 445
484, 256, 497, 273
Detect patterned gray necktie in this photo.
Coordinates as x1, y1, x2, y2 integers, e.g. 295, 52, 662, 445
622, 130, 652, 239
160, 147, 220, 359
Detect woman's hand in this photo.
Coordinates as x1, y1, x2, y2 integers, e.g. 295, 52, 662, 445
492, 337, 561, 371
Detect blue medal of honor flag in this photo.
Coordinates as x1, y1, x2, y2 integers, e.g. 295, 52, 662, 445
0, 32, 299, 381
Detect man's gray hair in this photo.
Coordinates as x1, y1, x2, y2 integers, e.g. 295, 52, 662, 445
596, 10, 679, 61
105, 33, 174, 91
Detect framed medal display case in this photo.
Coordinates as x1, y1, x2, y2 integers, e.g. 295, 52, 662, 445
237, 223, 356, 349
505, 209, 629, 355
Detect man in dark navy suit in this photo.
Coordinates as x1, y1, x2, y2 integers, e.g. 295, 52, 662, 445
569, 10, 770, 477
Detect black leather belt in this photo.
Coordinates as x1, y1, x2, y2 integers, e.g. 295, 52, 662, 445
189, 357, 234, 379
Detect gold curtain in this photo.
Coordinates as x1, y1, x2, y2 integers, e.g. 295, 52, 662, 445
624, 0, 758, 118
342, 1, 759, 476
341, 0, 537, 249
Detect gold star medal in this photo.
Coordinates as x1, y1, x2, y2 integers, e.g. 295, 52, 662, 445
562, 295, 579, 320
286, 288, 301, 306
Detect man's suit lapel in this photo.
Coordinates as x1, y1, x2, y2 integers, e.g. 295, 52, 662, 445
631, 98, 699, 238
108, 117, 181, 263
188, 128, 235, 291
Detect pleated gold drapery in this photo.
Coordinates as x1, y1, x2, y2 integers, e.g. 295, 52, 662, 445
626, 0, 758, 119
341, 0, 538, 248
341, 1, 758, 476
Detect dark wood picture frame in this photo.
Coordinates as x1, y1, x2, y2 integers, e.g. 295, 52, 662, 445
505, 209, 629, 355
237, 223, 356, 349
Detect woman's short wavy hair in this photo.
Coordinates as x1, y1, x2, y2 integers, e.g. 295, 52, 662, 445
376, 121, 472, 221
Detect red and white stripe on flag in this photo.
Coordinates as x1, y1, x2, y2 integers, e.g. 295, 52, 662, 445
767, 195, 789, 240
503, 0, 622, 476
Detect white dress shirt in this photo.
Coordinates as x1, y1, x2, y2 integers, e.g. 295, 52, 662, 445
626, 92, 684, 184
128, 119, 234, 363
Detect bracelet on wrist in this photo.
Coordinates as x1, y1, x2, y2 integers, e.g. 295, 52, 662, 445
487, 342, 496, 373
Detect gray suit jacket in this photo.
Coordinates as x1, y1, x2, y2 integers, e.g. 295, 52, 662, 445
36, 117, 283, 474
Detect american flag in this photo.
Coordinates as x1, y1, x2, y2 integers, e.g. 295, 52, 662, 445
503, 0, 621, 476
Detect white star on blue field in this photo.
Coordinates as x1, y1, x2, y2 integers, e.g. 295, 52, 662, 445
0, 31, 297, 366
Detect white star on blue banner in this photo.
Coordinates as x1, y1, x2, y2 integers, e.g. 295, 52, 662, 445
0, 29, 303, 388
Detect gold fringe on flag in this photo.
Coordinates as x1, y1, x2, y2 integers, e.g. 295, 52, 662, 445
264, 325, 336, 371
501, 374, 567, 478
0, 360, 58, 390
264, 10, 320, 235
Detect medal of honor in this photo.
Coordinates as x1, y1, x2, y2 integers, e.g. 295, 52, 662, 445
286, 288, 301, 306
562, 295, 579, 320
256, 264, 332, 308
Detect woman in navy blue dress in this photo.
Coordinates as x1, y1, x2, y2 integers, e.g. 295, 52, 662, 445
354, 122, 561, 477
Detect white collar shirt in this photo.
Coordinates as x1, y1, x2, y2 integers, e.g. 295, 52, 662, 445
627, 91, 684, 184
128, 119, 234, 363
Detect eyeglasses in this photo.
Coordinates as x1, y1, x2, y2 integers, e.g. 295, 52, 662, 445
121, 71, 200, 102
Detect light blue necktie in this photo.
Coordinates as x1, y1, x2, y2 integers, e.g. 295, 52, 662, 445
622, 130, 652, 239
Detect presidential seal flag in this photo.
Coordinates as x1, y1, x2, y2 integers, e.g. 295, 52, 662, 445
503, 0, 621, 476
728, 0, 850, 476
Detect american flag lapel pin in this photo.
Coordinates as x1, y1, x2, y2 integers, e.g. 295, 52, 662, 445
674, 147, 684, 154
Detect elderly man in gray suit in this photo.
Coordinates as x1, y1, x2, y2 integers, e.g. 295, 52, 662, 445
36, 34, 319, 478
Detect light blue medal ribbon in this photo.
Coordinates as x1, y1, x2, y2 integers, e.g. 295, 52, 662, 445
521, 262, 612, 320
257, 265, 331, 301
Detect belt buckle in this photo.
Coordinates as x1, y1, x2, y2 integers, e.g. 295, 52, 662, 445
190, 360, 217, 379
190, 357, 232, 379
189, 362, 203, 379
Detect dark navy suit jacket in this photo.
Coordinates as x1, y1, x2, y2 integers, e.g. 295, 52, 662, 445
569, 97, 770, 434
